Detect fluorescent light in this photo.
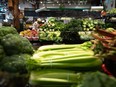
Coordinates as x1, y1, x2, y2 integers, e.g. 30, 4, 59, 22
35, 7, 46, 13
91, 6, 103, 11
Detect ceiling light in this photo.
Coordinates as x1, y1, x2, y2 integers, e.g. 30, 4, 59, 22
68, 1, 70, 3
91, 6, 103, 11
35, 7, 46, 13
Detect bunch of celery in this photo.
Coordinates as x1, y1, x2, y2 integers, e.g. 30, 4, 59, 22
30, 43, 102, 87
32, 44, 102, 71
29, 69, 82, 87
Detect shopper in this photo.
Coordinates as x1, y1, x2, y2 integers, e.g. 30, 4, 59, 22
32, 18, 39, 30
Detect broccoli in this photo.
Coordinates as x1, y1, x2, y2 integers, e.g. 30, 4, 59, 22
0, 26, 18, 40
1, 34, 34, 55
81, 71, 116, 87
0, 54, 32, 74
0, 45, 5, 60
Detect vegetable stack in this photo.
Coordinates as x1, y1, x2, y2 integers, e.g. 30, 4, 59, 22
92, 27, 116, 77
92, 27, 116, 60
0, 26, 34, 73
30, 42, 102, 87
0, 26, 34, 87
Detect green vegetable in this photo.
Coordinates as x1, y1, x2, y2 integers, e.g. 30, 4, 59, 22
39, 31, 62, 43
0, 54, 32, 74
1, 34, 34, 55
81, 71, 116, 87
29, 69, 78, 87
33, 50, 93, 59
106, 28, 115, 32
32, 44, 102, 71
0, 45, 5, 61
40, 56, 100, 63
62, 19, 83, 32
0, 26, 18, 40
0, 26, 36, 78
34, 58, 102, 71
81, 18, 105, 31
38, 44, 81, 51
107, 8, 116, 14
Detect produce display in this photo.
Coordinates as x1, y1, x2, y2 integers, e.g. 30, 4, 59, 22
30, 69, 79, 87
0, 25, 115, 87
107, 8, 116, 14
60, 19, 82, 43
29, 21, 116, 86
0, 45, 5, 61
81, 18, 102, 31
104, 10, 116, 29
92, 27, 116, 59
76, 71, 116, 87
40, 17, 65, 31
0, 26, 18, 40
39, 31, 62, 43
91, 27, 116, 77
39, 17, 64, 43
30, 42, 103, 87
19, 29, 39, 41
1, 15, 115, 87
31, 42, 102, 71
40, 18, 105, 42
0, 26, 34, 72
61, 19, 82, 31
78, 31, 93, 40
30, 70, 116, 87
0, 54, 31, 73
1, 34, 34, 55
20, 18, 106, 43
0, 26, 34, 86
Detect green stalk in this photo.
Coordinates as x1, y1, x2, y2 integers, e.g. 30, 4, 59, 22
39, 59, 102, 71
38, 44, 81, 51
32, 50, 94, 59
41, 56, 97, 63
30, 69, 78, 86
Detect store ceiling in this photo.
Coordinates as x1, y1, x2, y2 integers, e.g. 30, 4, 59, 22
26, 0, 100, 6
0, 0, 101, 6
38, 0, 91, 5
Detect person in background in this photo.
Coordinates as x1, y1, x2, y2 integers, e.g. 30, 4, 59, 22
32, 18, 43, 30
32, 18, 39, 30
